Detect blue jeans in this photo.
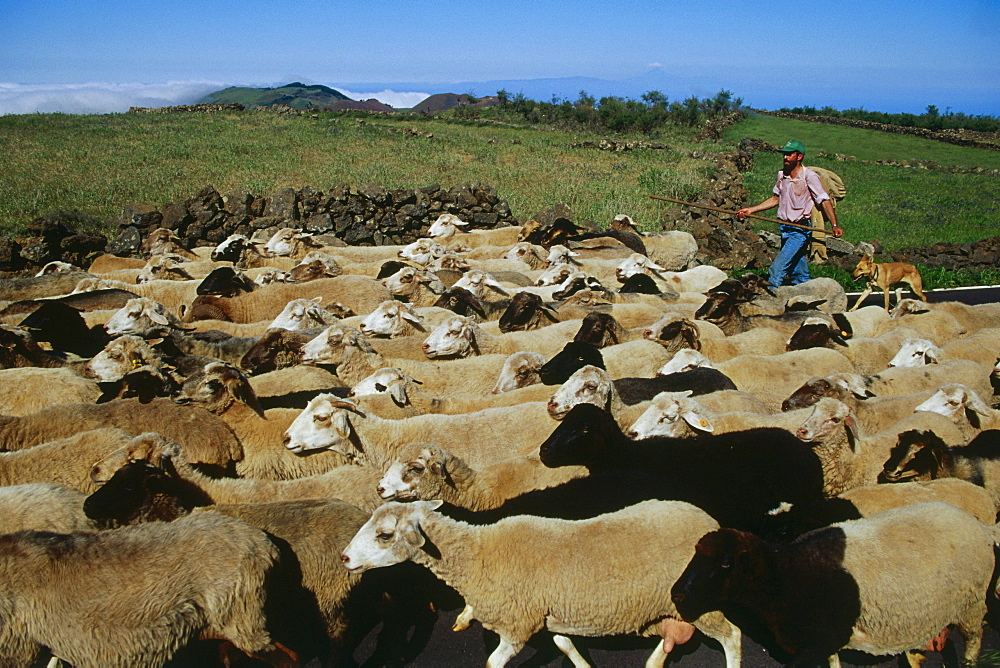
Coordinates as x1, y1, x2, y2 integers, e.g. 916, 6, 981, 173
769, 225, 811, 286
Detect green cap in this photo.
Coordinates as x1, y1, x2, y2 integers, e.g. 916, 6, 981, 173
778, 139, 806, 154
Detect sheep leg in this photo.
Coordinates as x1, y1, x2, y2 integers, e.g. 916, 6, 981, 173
905, 650, 927, 668
956, 617, 983, 664
644, 641, 668, 668
827, 654, 842, 668
452, 604, 475, 631
692, 612, 742, 668
552, 634, 590, 668
486, 636, 521, 668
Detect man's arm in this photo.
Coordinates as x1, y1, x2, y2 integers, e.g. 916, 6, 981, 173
737, 195, 779, 218
820, 199, 843, 237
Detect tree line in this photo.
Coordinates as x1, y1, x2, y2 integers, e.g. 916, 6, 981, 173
778, 104, 1000, 133
451, 89, 744, 134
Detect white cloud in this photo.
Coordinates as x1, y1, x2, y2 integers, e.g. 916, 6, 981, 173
333, 88, 431, 109
0, 81, 225, 115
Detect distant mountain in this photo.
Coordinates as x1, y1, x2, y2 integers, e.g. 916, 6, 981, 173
327, 99, 397, 113
409, 93, 500, 114
199, 82, 352, 111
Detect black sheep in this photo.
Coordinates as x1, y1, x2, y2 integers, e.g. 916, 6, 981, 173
530, 403, 826, 533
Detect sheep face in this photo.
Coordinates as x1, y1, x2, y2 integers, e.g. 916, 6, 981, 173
693, 292, 734, 322
913, 383, 993, 428
300, 324, 364, 366
546, 365, 612, 420
538, 341, 605, 386
382, 267, 444, 300
262, 228, 312, 257
240, 329, 306, 375
670, 528, 745, 622
349, 367, 419, 405
83, 460, 189, 528
498, 292, 557, 333
655, 349, 712, 377
887, 338, 941, 368
173, 362, 263, 417
428, 253, 470, 272
283, 394, 362, 456
105, 298, 185, 337
573, 312, 621, 348
254, 269, 295, 286
534, 263, 575, 287
360, 301, 424, 338
426, 213, 467, 238
452, 270, 508, 299
342, 501, 442, 573
288, 259, 333, 283
376, 444, 443, 500
433, 288, 487, 319
627, 391, 710, 440
197, 266, 255, 297
781, 374, 871, 412
397, 239, 444, 266
615, 253, 664, 282
211, 234, 251, 263
795, 398, 858, 448
136, 255, 195, 283
84, 335, 156, 382
140, 228, 188, 256
881, 430, 943, 482
544, 245, 580, 268
422, 316, 479, 359
267, 297, 346, 332
492, 351, 545, 394
504, 242, 545, 269
786, 318, 848, 352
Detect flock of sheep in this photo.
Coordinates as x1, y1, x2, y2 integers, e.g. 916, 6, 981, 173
1, 210, 999, 667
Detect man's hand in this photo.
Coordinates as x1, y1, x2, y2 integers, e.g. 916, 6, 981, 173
736, 208, 751, 218
831, 224, 844, 238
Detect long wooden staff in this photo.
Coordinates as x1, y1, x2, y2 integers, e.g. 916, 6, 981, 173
649, 194, 821, 232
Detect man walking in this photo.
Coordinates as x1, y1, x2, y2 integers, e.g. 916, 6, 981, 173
737, 140, 843, 286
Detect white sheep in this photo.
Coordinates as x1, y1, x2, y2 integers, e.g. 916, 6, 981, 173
492, 350, 547, 393
615, 254, 726, 293
0, 428, 146, 492
794, 398, 967, 496
0, 482, 95, 533
358, 300, 455, 338
0, 511, 282, 666
300, 323, 515, 394
266, 296, 345, 331
376, 442, 591, 509
283, 394, 558, 471
342, 499, 742, 668
89, 432, 386, 513
712, 347, 855, 411
912, 383, 1000, 442
0, 367, 101, 415
626, 390, 782, 440
421, 315, 582, 359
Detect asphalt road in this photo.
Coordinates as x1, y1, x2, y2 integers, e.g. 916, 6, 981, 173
347, 590, 1000, 667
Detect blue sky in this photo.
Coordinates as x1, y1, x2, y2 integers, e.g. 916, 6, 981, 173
1, 0, 997, 115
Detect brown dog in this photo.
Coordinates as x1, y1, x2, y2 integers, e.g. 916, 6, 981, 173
849, 254, 927, 311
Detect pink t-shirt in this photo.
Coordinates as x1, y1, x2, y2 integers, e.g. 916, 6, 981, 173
773, 167, 830, 222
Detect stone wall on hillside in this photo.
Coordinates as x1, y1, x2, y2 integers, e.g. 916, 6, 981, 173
106, 182, 515, 257
127, 103, 245, 114
755, 110, 1000, 152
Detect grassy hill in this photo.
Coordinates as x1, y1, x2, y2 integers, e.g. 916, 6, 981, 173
199, 82, 351, 111
1, 107, 997, 280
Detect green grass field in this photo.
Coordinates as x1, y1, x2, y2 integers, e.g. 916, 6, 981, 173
2, 108, 998, 289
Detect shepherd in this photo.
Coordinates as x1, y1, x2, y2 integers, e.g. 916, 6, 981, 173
737, 140, 844, 286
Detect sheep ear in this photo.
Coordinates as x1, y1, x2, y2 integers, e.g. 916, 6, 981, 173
401, 309, 424, 325
845, 413, 860, 453
924, 346, 942, 364
682, 410, 714, 433
331, 411, 353, 441
388, 381, 410, 407
224, 372, 265, 418
146, 309, 171, 326
965, 390, 993, 420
